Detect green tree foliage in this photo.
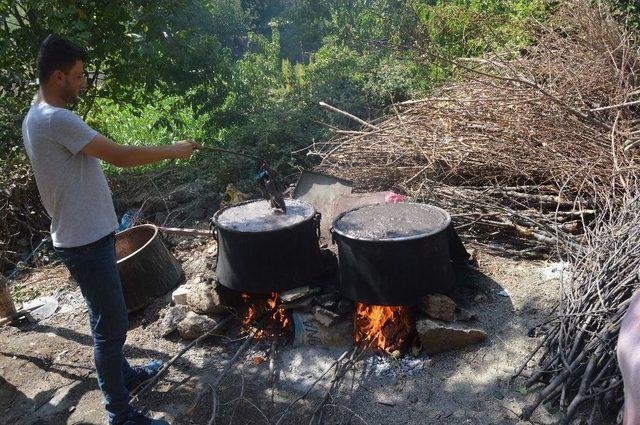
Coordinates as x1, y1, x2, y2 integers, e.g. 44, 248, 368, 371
0, 0, 239, 155
206, 0, 550, 186
87, 93, 210, 174
2, 0, 552, 185
610, 0, 640, 27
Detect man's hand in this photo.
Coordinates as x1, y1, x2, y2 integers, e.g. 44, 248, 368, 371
170, 140, 200, 159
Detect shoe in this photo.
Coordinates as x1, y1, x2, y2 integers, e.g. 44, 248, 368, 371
125, 359, 163, 394
113, 410, 169, 425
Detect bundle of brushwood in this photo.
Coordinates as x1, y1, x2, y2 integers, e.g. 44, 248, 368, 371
516, 188, 640, 423
311, 0, 640, 256
0, 160, 48, 274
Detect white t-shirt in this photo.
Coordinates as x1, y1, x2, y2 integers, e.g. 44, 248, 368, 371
22, 101, 118, 248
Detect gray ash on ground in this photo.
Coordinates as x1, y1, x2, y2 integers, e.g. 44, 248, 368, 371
333, 203, 449, 240
214, 199, 315, 232
363, 354, 427, 378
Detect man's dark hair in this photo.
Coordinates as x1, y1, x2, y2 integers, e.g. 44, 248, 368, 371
37, 35, 88, 84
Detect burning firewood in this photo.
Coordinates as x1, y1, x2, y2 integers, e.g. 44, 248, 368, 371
240, 292, 291, 338
354, 303, 417, 354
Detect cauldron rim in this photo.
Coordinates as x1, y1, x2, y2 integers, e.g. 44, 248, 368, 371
212, 199, 317, 234
331, 202, 451, 243
115, 224, 158, 264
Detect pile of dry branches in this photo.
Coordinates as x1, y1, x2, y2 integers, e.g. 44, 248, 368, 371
517, 188, 640, 423
0, 159, 49, 274
311, 0, 640, 255
310, 2, 640, 421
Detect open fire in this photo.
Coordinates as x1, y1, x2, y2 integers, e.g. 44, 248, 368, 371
354, 302, 417, 353
241, 292, 291, 338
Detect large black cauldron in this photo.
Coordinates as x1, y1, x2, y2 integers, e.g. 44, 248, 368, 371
332, 203, 457, 306
212, 199, 322, 294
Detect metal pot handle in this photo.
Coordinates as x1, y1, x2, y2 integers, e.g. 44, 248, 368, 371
209, 217, 219, 242
313, 212, 322, 240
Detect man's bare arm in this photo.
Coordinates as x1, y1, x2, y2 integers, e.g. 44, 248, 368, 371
81, 133, 198, 167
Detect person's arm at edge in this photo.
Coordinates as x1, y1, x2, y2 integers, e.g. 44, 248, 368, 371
81, 133, 199, 168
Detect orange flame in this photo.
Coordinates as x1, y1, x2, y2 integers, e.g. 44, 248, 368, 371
354, 302, 415, 353
241, 292, 290, 337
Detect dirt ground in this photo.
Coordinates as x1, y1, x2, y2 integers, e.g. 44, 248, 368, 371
1, 241, 589, 425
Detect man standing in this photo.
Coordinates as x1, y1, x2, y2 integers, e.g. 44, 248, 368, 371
22, 35, 195, 425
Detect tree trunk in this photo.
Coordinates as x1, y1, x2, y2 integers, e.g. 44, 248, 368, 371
115, 224, 184, 312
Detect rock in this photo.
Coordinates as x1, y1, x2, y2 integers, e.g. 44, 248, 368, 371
205, 243, 218, 255
336, 299, 354, 314
314, 292, 340, 310
221, 184, 251, 207
157, 305, 189, 337
182, 257, 209, 278
189, 207, 207, 220
196, 194, 219, 212
131, 192, 147, 206
468, 248, 479, 266
422, 294, 457, 322
170, 183, 200, 204
177, 311, 218, 340
186, 281, 226, 315
280, 286, 321, 303
172, 285, 192, 306
281, 296, 314, 311
313, 306, 341, 327
142, 196, 167, 214
293, 312, 353, 347
205, 256, 218, 270
417, 319, 486, 354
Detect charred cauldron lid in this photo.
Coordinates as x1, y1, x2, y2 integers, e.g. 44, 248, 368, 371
332, 202, 451, 242
213, 199, 315, 233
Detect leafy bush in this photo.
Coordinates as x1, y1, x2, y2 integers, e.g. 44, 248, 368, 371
409, 0, 549, 86
199, 0, 551, 188
87, 93, 210, 173
610, 0, 640, 27
0, 0, 243, 147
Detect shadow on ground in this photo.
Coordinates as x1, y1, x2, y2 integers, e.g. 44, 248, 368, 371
0, 255, 569, 425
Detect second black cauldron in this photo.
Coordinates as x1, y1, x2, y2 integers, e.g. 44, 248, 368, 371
331, 203, 457, 306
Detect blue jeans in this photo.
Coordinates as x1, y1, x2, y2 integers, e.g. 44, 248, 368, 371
55, 233, 135, 424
